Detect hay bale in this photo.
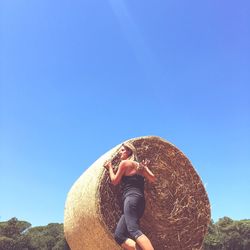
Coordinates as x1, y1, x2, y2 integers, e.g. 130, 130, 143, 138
64, 136, 210, 250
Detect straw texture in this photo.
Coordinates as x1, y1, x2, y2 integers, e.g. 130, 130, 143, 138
64, 136, 210, 250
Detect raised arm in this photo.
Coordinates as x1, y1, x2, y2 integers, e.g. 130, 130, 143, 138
138, 160, 156, 183
104, 160, 127, 186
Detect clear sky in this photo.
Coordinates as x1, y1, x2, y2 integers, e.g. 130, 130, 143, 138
1, 0, 249, 227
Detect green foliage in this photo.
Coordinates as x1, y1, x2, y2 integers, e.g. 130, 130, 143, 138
52, 239, 70, 250
0, 218, 69, 250
204, 217, 250, 250
0, 236, 15, 250
0, 216, 249, 249
0, 217, 31, 238
25, 223, 69, 250
0, 217, 31, 250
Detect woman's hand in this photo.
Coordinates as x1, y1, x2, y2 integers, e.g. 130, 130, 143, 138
137, 159, 150, 173
141, 159, 150, 167
104, 160, 112, 170
137, 159, 156, 183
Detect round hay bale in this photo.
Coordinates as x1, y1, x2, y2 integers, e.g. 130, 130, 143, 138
64, 136, 210, 250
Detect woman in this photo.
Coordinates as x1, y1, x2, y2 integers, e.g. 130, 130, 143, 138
104, 142, 156, 250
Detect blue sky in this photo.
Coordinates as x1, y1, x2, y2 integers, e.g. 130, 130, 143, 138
0, 0, 249, 227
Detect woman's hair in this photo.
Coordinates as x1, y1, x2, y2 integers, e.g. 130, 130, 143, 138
122, 142, 138, 161
108, 142, 138, 169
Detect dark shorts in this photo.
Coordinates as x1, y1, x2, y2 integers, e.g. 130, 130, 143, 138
114, 194, 145, 245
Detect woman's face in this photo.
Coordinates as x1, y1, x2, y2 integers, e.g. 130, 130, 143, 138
119, 146, 131, 160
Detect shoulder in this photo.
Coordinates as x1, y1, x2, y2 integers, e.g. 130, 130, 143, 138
119, 160, 137, 168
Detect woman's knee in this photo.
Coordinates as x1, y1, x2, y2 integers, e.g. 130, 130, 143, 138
121, 238, 137, 250
127, 226, 143, 241
135, 234, 154, 250
114, 232, 126, 246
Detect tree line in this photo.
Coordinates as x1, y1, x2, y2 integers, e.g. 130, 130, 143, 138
203, 217, 250, 250
0, 217, 249, 250
0, 218, 69, 250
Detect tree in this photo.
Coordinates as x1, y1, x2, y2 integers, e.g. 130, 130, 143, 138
203, 220, 223, 250
0, 236, 15, 250
0, 218, 31, 250
1, 216, 249, 250
204, 217, 250, 250
0, 217, 31, 238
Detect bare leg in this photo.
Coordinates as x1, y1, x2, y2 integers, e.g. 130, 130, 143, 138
135, 234, 154, 250
121, 238, 142, 250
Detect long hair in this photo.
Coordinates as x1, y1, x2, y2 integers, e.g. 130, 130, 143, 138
108, 142, 138, 170
122, 142, 138, 162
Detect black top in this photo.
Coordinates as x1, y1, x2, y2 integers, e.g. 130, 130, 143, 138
121, 174, 145, 200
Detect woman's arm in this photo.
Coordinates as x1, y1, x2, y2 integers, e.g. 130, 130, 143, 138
137, 160, 156, 183
104, 160, 127, 186
142, 166, 156, 183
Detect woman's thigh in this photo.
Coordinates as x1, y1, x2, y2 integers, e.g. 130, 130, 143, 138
123, 195, 145, 236
124, 195, 145, 219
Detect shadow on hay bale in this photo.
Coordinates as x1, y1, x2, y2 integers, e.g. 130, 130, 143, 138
64, 136, 211, 250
